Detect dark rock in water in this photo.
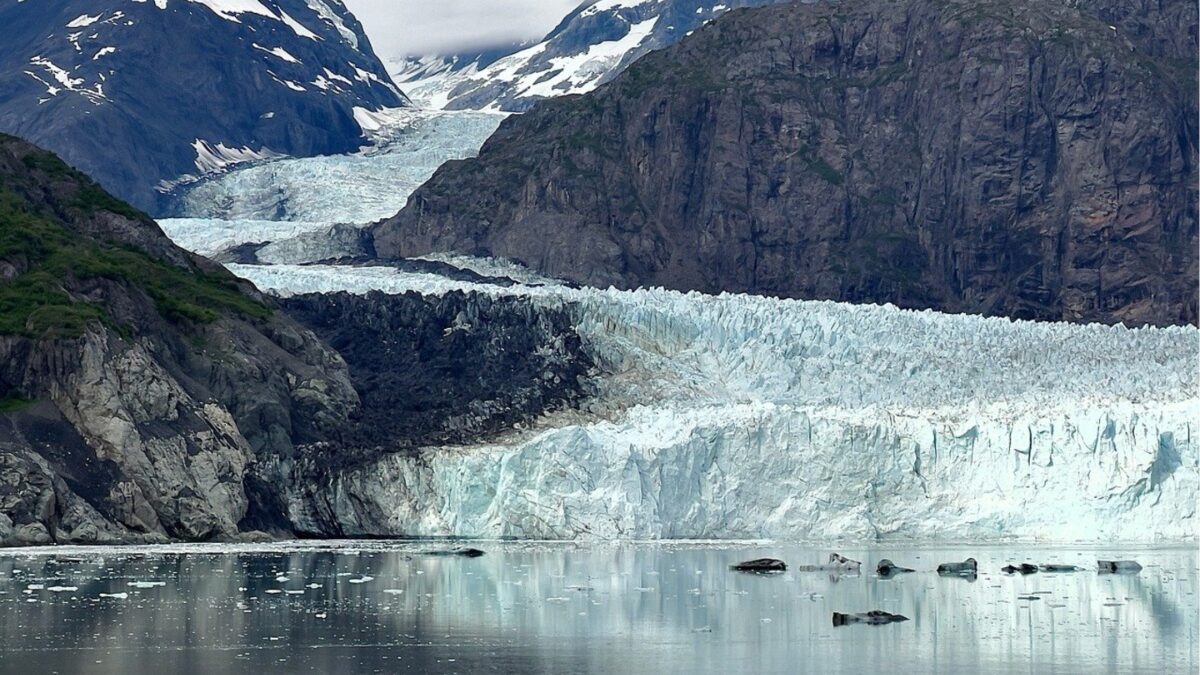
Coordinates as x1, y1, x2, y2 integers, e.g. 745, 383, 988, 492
373, 0, 1199, 327
424, 548, 486, 558
1098, 560, 1143, 574
731, 558, 787, 573
1003, 564, 1039, 575
937, 558, 979, 576
876, 559, 915, 577
1039, 564, 1083, 573
832, 611, 910, 627
0, 1, 407, 213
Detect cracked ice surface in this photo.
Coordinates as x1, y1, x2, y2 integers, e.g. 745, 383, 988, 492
169, 110, 506, 224
231, 262, 1199, 542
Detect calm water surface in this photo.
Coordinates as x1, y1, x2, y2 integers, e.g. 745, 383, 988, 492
0, 542, 1194, 674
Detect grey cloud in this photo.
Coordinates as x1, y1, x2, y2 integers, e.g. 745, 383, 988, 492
342, 0, 582, 59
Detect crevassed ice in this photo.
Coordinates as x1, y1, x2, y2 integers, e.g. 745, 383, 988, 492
230, 262, 1200, 542
171, 110, 505, 224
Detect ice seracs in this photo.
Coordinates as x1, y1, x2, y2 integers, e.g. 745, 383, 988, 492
223, 259, 1198, 543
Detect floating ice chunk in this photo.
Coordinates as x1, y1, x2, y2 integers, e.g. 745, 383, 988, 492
99, 592, 129, 599
382, 589, 404, 595
127, 581, 166, 589
47, 586, 78, 593
347, 576, 374, 584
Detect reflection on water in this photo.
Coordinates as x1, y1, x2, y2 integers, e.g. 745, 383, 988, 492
0, 543, 1194, 674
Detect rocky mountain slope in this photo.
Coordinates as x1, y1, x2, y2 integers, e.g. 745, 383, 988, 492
0, 136, 593, 546
0, 133, 360, 546
0, 0, 407, 213
374, 0, 1199, 327
398, 0, 790, 112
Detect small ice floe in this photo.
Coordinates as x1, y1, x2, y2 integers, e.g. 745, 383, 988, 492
546, 596, 570, 603
47, 586, 78, 593
348, 576, 374, 584
305, 583, 322, 589
633, 587, 655, 592
382, 589, 405, 595
265, 589, 283, 595
99, 593, 128, 600
314, 612, 327, 619
795, 553, 861, 573
275, 575, 290, 583
26, 584, 45, 590
127, 581, 166, 589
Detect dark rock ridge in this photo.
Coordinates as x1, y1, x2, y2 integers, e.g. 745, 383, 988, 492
0, 134, 358, 546
279, 290, 596, 535
0, 136, 596, 546
0, 0, 407, 213
416, 0, 790, 112
374, 0, 1199, 327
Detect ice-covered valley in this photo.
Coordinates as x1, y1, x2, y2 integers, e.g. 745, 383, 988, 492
157, 106, 1199, 544
164, 109, 505, 225
231, 261, 1199, 543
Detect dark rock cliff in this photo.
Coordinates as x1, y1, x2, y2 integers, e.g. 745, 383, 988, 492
280, 290, 595, 536
374, 0, 1198, 327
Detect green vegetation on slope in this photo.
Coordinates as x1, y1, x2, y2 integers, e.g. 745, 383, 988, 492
0, 181, 269, 339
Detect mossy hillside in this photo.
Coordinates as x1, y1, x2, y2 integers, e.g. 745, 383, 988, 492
0, 177, 269, 338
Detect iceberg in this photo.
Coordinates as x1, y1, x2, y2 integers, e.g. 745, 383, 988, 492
228, 261, 1199, 542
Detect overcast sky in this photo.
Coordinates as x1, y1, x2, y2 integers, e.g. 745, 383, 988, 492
343, 0, 581, 59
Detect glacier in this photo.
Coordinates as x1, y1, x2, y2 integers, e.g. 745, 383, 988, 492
167, 109, 505, 224
229, 261, 1199, 543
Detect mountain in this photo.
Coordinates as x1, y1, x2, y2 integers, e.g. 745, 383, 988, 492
373, 0, 1199, 327
0, 0, 408, 214
401, 0, 791, 112
0, 133, 360, 546
0, 135, 594, 546
389, 42, 530, 109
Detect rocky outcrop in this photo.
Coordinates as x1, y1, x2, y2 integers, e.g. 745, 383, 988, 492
0, 1, 407, 213
279, 290, 596, 535
374, 0, 1198, 327
0, 134, 360, 545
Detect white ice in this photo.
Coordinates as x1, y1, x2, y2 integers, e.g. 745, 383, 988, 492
228, 261, 1199, 543
170, 109, 505, 224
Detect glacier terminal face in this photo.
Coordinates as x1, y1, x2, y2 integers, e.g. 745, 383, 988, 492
230, 262, 1199, 542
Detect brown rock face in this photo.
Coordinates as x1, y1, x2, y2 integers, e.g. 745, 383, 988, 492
374, 0, 1198, 326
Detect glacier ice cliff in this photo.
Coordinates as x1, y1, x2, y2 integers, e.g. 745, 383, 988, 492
229, 261, 1199, 542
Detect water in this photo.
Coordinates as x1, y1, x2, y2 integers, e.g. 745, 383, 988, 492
0, 543, 1194, 674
